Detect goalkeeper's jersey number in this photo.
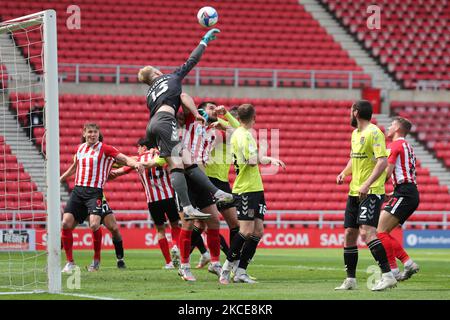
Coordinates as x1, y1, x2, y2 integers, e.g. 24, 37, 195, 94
150, 80, 169, 102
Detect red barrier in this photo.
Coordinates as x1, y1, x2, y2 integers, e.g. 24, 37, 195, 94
36, 227, 402, 250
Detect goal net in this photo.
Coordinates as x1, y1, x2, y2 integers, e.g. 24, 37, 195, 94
0, 10, 61, 294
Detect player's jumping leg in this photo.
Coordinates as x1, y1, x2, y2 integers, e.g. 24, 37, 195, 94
61, 213, 77, 273
184, 164, 234, 206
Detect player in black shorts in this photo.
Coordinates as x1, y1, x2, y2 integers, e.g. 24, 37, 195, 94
377, 117, 420, 281
60, 124, 141, 273
60, 135, 127, 270
138, 28, 234, 221
174, 173, 224, 281
109, 139, 182, 269
335, 101, 396, 291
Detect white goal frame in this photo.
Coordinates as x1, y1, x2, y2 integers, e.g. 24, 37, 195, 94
0, 10, 61, 294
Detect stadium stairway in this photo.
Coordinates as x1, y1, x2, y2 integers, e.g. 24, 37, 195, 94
0, 33, 40, 83
0, 94, 70, 204
299, 0, 399, 93
375, 113, 450, 190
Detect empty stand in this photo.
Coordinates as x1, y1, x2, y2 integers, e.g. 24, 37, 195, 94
52, 95, 450, 226
391, 101, 450, 167
321, 0, 450, 89
1, 0, 370, 88
0, 135, 45, 213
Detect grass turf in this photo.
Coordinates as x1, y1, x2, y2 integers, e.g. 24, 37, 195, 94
0, 249, 449, 300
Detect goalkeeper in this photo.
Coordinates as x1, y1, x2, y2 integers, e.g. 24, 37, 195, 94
138, 29, 234, 221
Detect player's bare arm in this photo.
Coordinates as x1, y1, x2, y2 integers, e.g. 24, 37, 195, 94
359, 156, 388, 199
180, 92, 206, 124
259, 156, 286, 170
108, 167, 130, 181
60, 155, 77, 183
337, 159, 352, 184
115, 153, 144, 174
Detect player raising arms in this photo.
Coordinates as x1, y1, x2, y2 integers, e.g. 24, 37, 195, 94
138, 29, 234, 221
189, 101, 241, 268
109, 138, 182, 269
335, 100, 397, 291
220, 104, 285, 284
377, 117, 420, 281
60, 123, 143, 273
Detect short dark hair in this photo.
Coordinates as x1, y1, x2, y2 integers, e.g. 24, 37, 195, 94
237, 104, 255, 123
394, 117, 412, 136
81, 123, 103, 143
197, 101, 217, 110
352, 100, 372, 121
229, 105, 239, 119
137, 137, 153, 149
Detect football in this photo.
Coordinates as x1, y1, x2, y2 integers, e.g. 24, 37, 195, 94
197, 6, 218, 28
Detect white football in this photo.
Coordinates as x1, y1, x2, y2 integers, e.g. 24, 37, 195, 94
197, 6, 218, 28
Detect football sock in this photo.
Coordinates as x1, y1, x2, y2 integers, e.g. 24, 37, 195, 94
238, 235, 261, 270
61, 229, 74, 263
158, 238, 171, 264
343, 246, 358, 278
171, 225, 181, 248
219, 233, 229, 254
93, 228, 102, 261
229, 227, 239, 247
112, 235, 124, 260
179, 229, 193, 264
368, 239, 391, 273
190, 226, 206, 254
206, 229, 221, 263
390, 234, 410, 264
377, 232, 397, 269
227, 232, 247, 262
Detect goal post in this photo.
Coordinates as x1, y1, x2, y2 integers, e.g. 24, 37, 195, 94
0, 10, 61, 294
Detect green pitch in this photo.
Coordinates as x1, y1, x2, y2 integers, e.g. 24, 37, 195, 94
0, 249, 449, 300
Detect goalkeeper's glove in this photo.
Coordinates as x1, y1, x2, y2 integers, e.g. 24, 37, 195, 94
200, 28, 220, 46
198, 108, 209, 123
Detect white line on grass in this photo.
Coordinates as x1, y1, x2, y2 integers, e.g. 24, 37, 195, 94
59, 292, 119, 300
0, 290, 118, 300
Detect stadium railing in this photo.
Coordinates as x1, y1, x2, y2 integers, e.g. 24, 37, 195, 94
2, 210, 448, 230
58, 63, 373, 89
416, 80, 450, 91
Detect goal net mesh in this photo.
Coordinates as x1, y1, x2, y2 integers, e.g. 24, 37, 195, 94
0, 12, 53, 293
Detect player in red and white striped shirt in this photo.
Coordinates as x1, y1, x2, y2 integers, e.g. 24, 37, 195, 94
168, 93, 224, 281
110, 138, 182, 269
60, 123, 143, 273
377, 117, 420, 281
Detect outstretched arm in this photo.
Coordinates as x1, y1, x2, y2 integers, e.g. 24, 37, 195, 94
115, 153, 144, 174
175, 29, 220, 79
